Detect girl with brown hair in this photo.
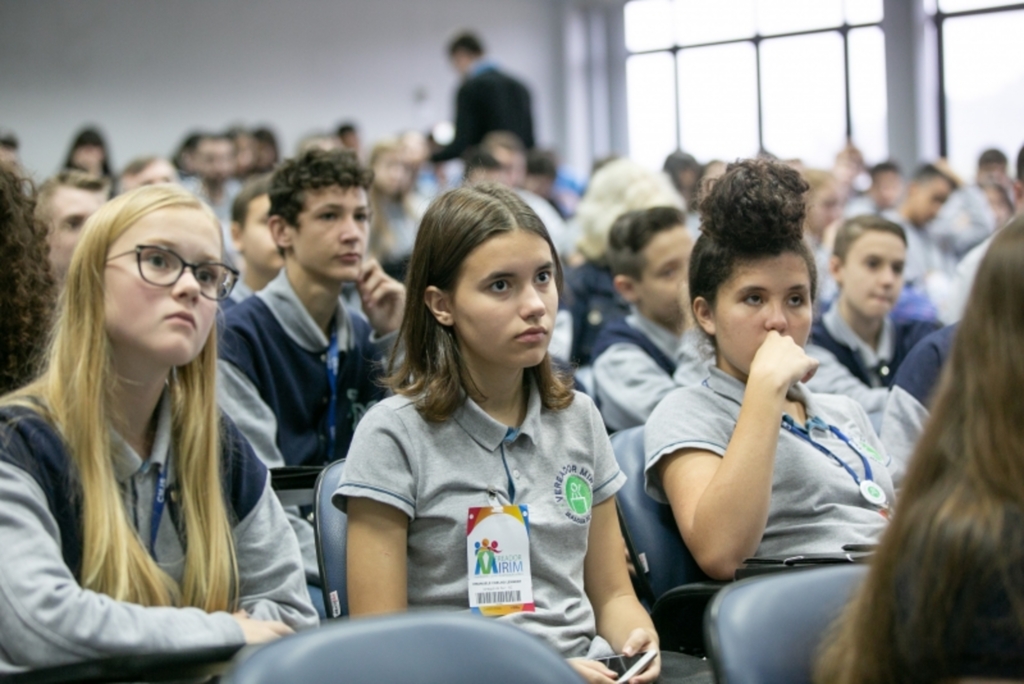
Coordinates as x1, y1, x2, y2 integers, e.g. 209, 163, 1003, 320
816, 213, 1024, 683
338, 183, 710, 683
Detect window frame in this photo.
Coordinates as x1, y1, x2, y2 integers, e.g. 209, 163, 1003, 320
624, 0, 884, 155
930, 1, 1024, 157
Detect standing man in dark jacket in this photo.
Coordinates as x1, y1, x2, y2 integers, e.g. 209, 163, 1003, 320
431, 32, 535, 163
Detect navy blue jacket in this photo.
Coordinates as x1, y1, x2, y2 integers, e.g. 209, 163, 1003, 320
811, 318, 939, 388
565, 261, 630, 366
0, 407, 266, 581
590, 318, 677, 377
219, 297, 385, 466
890, 324, 958, 408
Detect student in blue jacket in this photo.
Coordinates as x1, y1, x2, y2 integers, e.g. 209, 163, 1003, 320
807, 214, 938, 415
0, 185, 316, 674
217, 149, 405, 599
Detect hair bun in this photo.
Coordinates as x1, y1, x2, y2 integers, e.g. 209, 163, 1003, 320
698, 158, 809, 254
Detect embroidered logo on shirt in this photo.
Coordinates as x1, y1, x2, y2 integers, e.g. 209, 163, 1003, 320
553, 464, 594, 524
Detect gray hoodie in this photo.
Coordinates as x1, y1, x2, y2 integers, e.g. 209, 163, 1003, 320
0, 396, 318, 673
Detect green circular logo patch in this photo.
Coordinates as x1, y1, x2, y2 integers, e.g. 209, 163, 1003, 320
564, 475, 592, 515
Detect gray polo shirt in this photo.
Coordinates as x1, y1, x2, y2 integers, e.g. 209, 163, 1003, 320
593, 311, 708, 432
644, 367, 893, 557
336, 384, 626, 659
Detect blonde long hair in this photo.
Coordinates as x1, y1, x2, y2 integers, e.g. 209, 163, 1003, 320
575, 158, 682, 263
368, 137, 420, 261
2, 185, 238, 611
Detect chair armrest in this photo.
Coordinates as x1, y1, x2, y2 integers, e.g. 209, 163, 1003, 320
270, 466, 324, 508
651, 581, 729, 657
1, 645, 244, 684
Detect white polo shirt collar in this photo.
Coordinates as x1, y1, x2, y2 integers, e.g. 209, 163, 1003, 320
626, 307, 682, 360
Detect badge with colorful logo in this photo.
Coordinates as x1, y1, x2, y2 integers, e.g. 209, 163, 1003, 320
466, 505, 535, 616
553, 464, 594, 524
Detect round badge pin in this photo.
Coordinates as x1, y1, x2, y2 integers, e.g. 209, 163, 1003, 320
860, 480, 887, 507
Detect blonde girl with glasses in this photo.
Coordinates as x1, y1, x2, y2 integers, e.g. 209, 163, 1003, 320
0, 185, 317, 674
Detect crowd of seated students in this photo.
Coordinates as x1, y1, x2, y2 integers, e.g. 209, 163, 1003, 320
2, 114, 1023, 682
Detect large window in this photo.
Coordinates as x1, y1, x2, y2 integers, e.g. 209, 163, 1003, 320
928, 1, 1024, 178
624, 0, 888, 170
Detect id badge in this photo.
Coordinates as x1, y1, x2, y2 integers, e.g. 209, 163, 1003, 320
466, 505, 535, 616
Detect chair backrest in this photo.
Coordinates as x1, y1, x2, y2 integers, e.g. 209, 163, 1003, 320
313, 459, 348, 619
610, 426, 709, 602
220, 612, 583, 684
4, 645, 241, 684
705, 564, 868, 684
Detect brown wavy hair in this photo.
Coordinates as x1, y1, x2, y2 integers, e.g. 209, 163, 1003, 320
815, 213, 1024, 683
0, 162, 56, 394
387, 183, 574, 421
268, 148, 373, 228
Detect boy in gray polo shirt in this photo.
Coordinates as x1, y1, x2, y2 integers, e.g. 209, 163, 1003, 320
591, 207, 708, 432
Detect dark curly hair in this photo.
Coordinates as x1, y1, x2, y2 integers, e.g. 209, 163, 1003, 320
268, 148, 373, 227
689, 157, 816, 310
0, 162, 57, 394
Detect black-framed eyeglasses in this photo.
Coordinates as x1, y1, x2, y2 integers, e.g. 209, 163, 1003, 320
107, 245, 239, 301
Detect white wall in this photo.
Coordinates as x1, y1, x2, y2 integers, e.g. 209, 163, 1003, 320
0, 0, 566, 179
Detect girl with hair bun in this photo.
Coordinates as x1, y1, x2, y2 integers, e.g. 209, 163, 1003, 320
0, 185, 317, 673
643, 159, 894, 581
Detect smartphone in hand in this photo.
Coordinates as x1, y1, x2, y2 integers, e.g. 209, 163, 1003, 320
592, 650, 657, 682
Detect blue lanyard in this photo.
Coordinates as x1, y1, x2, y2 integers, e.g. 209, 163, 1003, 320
149, 465, 168, 557
780, 415, 873, 486
325, 328, 340, 461
499, 427, 520, 504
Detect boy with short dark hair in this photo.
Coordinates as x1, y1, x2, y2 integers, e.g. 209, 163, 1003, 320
591, 207, 705, 431
931, 148, 1006, 260
218, 149, 405, 597
885, 163, 958, 321
225, 173, 281, 306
